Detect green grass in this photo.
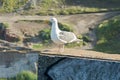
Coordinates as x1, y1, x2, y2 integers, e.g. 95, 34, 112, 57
0, 71, 37, 80
32, 44, 43, 49
15, 71, 37, 80
35, 0, 120, 15
36, 7, 113, 15
94, 15, 120, 54
0, 0, 28, 12
1, 0, 120, 14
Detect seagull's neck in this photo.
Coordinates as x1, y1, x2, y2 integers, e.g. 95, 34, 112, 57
51, 21, 61, 34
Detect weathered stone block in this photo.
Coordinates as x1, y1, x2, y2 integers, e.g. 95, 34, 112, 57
48, 58, 120, 80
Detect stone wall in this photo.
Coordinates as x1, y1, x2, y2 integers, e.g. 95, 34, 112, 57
0, 51, 120, 79
0, 52, 38, 78
38, 54, 120, 80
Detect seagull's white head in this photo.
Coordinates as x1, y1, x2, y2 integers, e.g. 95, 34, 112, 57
50, 17, 57, 23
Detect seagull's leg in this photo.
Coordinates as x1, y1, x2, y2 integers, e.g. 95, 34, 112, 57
59, 44, 64, 53
57, 44, 64, 53
61, 44, 64, 52
57, 44, 61, 53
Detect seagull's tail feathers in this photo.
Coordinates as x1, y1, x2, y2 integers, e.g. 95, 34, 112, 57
75, 39, 83, 43
70, 38, 83, 43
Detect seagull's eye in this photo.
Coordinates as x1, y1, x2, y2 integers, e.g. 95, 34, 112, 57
50, 19, 53, 21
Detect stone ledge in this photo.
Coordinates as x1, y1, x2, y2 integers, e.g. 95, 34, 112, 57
41, 48, 120, 61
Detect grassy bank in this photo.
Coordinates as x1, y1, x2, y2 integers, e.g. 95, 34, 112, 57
0, 0, 120, 15
0, 0, 28, 13
94, 15, 120, 54
27, 0, 120, 15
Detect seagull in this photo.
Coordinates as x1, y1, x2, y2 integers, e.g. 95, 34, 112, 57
50, 17, 81, 52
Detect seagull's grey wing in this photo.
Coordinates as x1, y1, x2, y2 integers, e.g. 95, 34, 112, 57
59, 31, 76, 42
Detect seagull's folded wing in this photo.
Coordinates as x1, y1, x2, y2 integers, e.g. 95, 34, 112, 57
59, 31, 77, 43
